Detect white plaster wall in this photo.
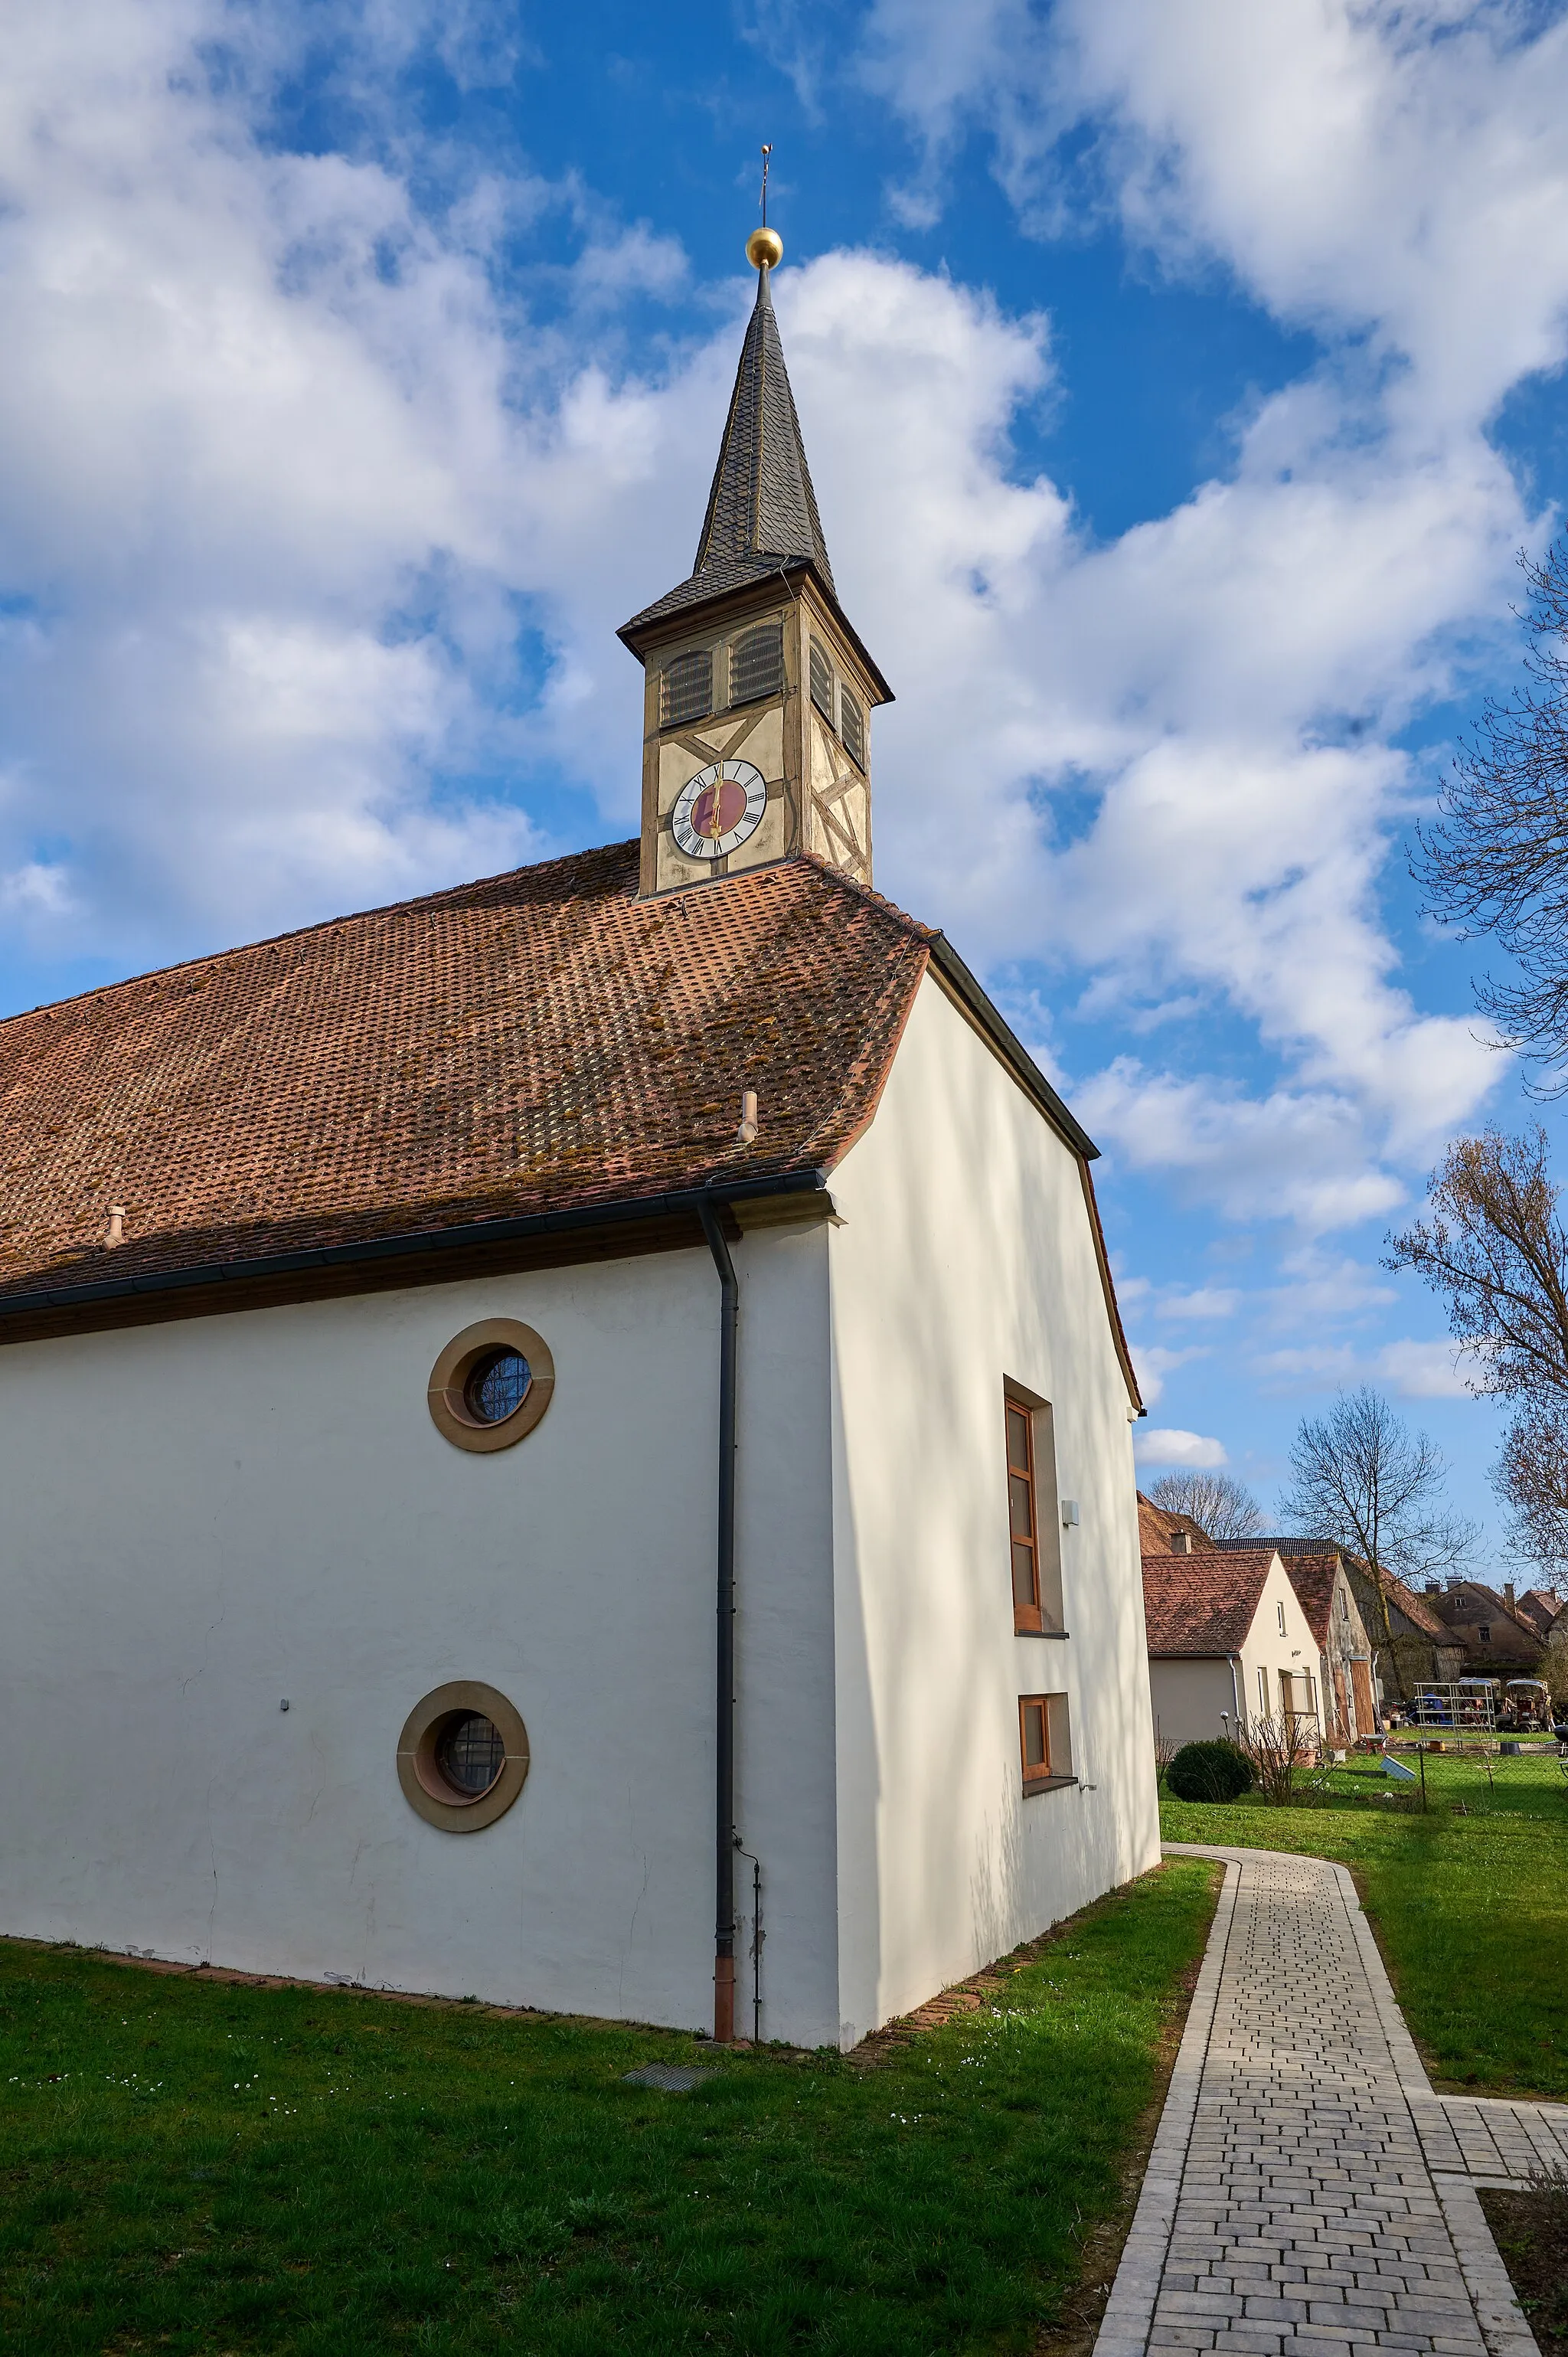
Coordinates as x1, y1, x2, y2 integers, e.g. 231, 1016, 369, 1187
1236, 1558, 1324, 1730
825, 973, 1161, 2046
1148, 1659, 1240, 1748
0, 1228, 842, 2045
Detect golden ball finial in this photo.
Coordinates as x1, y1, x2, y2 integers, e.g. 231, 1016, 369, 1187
746, 226, 783, 272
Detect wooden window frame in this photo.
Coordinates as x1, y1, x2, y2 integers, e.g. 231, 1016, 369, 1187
1019, 1692, 1073, 1793
1007, 1397, 1043, 1633
1004, 1384, 1065, 1636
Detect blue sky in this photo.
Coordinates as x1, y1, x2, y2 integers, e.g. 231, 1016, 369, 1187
4, 1, 1568, 1546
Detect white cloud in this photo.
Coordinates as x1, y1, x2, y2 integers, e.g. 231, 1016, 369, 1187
1135, 1427, 1230, 1468
851, 0, 1568, 1224
1375, 1337, 1478, 1398
1126, 1341, 1207, 1407
1156, 1287, 1240, 1323
0, 0, 1552, 1309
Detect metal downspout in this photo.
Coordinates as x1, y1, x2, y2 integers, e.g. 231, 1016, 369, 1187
697, 1198, 739, 2045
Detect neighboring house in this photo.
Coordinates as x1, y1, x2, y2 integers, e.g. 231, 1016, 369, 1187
1142, 1546, 1323, 1750
1215, 1544, 1381, 1747
1330, 1559, 1467, 1698
1516, 1587, 1565, 1643
1137, 1494, 1213, 1556
0, 237, 1159, 2054
1138, 1501, 1383, 1745
1420, 1581, 1544, 1669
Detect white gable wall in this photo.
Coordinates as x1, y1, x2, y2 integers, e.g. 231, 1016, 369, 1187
0, 1232, 844, 2045
825, 972, 1160, 2047
1236, 1556, 1323, 1731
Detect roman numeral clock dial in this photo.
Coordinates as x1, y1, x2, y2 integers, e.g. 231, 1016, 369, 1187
670, 759, 768, 862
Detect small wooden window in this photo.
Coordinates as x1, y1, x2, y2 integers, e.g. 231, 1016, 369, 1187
1004, 1391, 1064, 1633
808, 640, 834, 722
730, 622, 782, 707
1020, 1693, 1072, 1791
662, 647, 713, 728
839, 685, 866, 769
1276, 1600, 1286, 1636
1008, 1401, 1043, 1633
1257, 1665, 1269, 1716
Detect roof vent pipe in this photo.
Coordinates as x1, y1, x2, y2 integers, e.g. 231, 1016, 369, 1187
737, 1090, 759, 1146
105, 1205, 125, 1247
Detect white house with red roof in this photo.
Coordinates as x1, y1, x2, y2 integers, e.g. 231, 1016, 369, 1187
0, 234, 1158, 2051
1141, 1523, 1323, 1750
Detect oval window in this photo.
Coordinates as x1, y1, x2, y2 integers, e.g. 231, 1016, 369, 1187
435, 1711, 506, 1799
427, 1319, 555, 1453
462, 1347, 532, 1426
397, 1682, 531, 1832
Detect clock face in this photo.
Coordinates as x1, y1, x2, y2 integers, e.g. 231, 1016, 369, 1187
670, 759, 769, 861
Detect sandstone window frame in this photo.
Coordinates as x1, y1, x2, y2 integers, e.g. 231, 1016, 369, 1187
427, 1318, 555, 1454
397, 1680, 531, 1833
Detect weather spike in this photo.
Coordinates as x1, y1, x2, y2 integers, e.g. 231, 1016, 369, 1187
746, 146, 782, 273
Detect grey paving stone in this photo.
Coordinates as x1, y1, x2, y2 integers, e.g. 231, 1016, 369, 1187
1089, 1850, 1536, 2357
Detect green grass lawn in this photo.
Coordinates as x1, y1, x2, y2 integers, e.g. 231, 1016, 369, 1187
0, 1858, 1217, 2355
1161, 1748, 1568, 2100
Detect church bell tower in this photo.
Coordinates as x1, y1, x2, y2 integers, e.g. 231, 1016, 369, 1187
618, 227, 892, 898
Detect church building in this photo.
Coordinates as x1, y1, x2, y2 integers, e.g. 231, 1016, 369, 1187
0, 229, 1158, 2051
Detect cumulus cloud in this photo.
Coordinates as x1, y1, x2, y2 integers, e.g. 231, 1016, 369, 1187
0, 0, 1557, 1301
1135, 1427, 1230, 1469
854, 0, 1568, 1219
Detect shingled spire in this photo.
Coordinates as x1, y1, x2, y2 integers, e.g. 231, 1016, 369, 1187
621, 262, 834, 634
622, 224, 890, 903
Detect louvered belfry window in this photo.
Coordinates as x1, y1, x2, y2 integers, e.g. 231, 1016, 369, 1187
839, 685, 866, 770
808, 640, 834, 723
730, 622, 783, 708
662, 647, 713, 728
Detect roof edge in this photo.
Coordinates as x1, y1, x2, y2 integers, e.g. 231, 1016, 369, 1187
926, 934, 1099, 1161
617, 560, 895, 707
0, 1169, 832, 1332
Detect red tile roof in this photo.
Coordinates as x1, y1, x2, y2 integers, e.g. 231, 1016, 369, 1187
1279, 1552, 1344, 1649
1136, 1492, 1215, 1555
1517, 1587, 1564, 1638
1142, 1548, 1279, 1657
0, 842, 933, 1306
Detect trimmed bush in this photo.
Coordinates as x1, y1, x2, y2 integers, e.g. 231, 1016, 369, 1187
1165, 1738, 1255, 1803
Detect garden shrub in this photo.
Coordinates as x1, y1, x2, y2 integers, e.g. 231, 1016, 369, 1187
1166, 1739, 1255, 1803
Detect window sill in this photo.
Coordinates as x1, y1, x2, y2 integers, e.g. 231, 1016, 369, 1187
1016, 1626, 1070, 1639
1022, 1773, 1078, 1796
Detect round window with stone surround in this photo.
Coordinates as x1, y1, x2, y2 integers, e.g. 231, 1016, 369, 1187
427, 1318, 555, 1453
397, 1682, 531, 1832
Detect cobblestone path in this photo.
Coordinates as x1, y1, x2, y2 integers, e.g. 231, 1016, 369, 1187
1092, 1845, 1560, 2357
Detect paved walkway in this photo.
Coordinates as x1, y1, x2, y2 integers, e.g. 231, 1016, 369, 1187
1093, 1845, 1566, 2357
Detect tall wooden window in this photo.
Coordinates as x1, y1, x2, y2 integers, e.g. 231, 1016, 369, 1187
1005, 1392, 1064, 1634
1020, 1694, 1073, 1792
1008, 1401, 1043, 1633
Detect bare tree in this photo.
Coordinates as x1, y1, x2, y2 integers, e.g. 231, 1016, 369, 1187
1414, 535, 1568, 1088
1146, 1469, 1264, 1541
1278, 1386, 1478, 1699
1386, 1128, 1568, 1591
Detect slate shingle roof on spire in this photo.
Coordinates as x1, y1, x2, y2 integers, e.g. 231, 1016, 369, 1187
620, 265, 835, 636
